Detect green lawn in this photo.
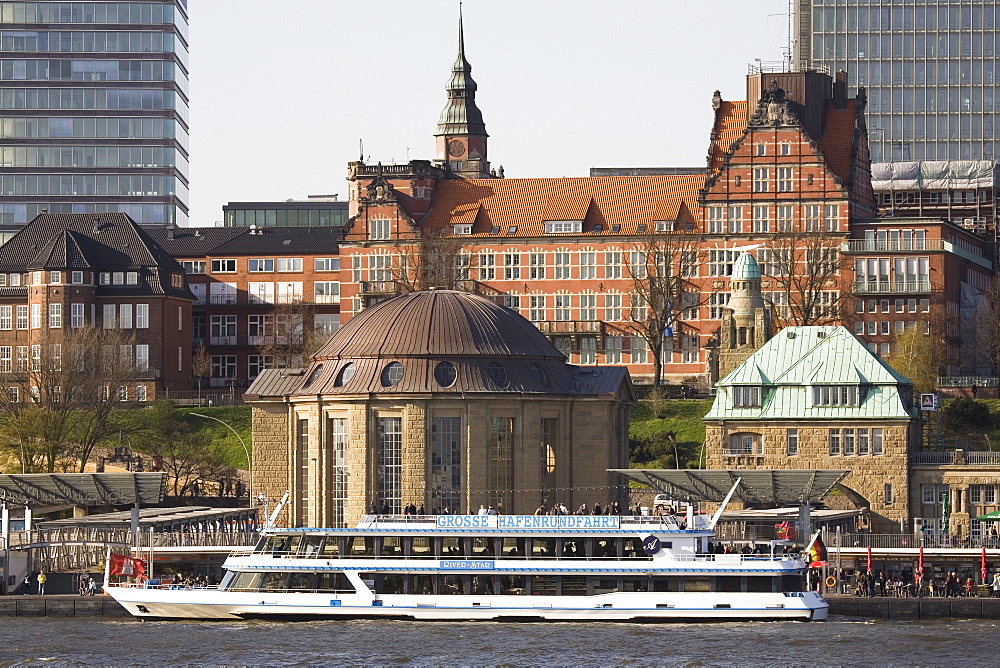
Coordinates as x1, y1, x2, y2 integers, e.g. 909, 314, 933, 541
179, 405, 252, 469
629, 398, 714, 468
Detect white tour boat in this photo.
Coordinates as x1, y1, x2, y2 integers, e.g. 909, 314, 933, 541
106, 494, 828, 622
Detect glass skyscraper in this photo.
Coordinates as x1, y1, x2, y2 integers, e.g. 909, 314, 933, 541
796, 1, 1000, 162
0, 1, 189, 225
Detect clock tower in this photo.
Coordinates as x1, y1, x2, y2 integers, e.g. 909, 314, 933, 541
434, 7, 493, 179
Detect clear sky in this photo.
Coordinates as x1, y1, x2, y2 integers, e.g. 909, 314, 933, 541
187, 0, 790, 226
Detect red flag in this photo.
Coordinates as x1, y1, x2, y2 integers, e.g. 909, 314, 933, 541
109, 552, 146, 578
982, 547, 988, 584
917, 546, 924, 584
866, 546, 873, 573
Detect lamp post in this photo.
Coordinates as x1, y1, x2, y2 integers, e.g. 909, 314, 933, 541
190, 412, 252, 507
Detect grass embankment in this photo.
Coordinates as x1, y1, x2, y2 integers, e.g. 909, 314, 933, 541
629, 398, 714, 469
177, 405, 252, 469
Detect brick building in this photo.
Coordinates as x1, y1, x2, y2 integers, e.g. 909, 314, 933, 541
0, 212, 194, 399
338, 20, 995, 384
146, 224, 342, 392
245, 289, 633, 528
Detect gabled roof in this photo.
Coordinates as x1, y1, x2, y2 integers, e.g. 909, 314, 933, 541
420, 175, 703, 237
145, 226, 342, 258
0, 214, 192, 299
709, 100, 749, 171
705, 326, 916, 421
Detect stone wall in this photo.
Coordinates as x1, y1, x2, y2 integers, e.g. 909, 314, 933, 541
251, 403, 290, 517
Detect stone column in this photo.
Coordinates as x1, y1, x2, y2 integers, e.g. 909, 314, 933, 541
345, 403, 371, 526
402, 402, 427, 512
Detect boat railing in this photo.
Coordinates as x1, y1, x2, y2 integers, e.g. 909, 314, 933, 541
225, 550, 801, 562
111, 582, 220, 590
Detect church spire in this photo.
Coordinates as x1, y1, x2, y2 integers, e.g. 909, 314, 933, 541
435, 4, 491, 178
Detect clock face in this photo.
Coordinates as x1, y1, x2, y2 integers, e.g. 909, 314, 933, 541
447, 139, 466, 157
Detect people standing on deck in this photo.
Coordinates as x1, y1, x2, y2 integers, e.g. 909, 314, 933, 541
865, 570, 875, 597
592, 503, 603, 516
487, 505, 497, 516
477, 505, 489, 516
36, 569, 46, 595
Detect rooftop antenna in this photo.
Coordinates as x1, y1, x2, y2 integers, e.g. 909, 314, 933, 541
786, 0, 793, 69
359, 138, 364, 162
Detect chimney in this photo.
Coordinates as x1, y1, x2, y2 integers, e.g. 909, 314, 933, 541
833, 70, 848, 110
166, 220, 176, 241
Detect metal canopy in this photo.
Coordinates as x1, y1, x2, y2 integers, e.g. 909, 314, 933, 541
609, 469, 850, 505
0, 473, 166, 508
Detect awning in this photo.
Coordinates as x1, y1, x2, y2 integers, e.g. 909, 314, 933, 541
977, 510, 1000, 521
0, 472, 166, 508
609, 469, 849, 505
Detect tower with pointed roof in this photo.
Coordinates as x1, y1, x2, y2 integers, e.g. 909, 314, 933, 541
434, 7, 491, 179
718, 252, 773, 379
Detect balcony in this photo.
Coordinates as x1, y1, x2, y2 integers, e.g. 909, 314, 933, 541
208, 376, 252, 388
535, 320, 602, 334
851, 280, 931, 294
360, 280, 397, 295
210, 335, 238, 346
209, 294, 238, 305
134, 367, 161, 379
842, 239, 942, 253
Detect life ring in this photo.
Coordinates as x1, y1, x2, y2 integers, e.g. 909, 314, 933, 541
825, 576, 837, 587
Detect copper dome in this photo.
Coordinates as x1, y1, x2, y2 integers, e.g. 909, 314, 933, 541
314, 289, 563, 361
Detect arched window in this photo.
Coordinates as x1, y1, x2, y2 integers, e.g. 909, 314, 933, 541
434, 361, 457, 388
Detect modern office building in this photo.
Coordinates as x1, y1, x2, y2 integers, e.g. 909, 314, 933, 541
223, 196, 348, 228
0, 0, 190, 226
795, 1, 1000, 163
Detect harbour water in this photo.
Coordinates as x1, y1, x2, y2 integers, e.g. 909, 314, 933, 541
0, 616, 996, 666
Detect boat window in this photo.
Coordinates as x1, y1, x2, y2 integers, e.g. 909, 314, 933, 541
299, 536, 324, 558
593, 577, 618, 594
321, 537, 342, 557
348, 536, 375, 556
715, 576, 742, 593
500, 537, 524, 558
562, 539, 583, 558
652, 576, 682, 592
316, 572, 353, 593
283, 535, 303, 556
592, 538, 617, 558
410, 537, 432, 557
471, 575, 496, 595
440, 536, 464, 556
381, 536, 403, 556
498, 575, 525, 595
747, 576, 774, 593
562, 576, 588, 596
287, 572, 316, 592
253, 535, 270, 553
261, 534, 287, 555
260, 572, 288, 592
228, 572, 263, 591
622, 537, 642, 558
411, 574, 435, 595
621, 577, 648, 592
531, 538, 556, 559
684, 576, 711, 592
781, 574, 804, 592
442, 575, 465, 594
471, 537, 495, 557
380, 574, 404, 594
530, 575, 557, 595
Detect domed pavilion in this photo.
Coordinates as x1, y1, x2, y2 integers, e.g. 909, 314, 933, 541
246, 289, 634, 527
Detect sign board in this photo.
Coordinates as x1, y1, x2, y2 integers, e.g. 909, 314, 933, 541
920, 393, 938, 411
435, 515, 621, 530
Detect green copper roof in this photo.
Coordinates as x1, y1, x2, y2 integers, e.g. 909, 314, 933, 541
732, 252, 761, 280
704, 326, 916, 421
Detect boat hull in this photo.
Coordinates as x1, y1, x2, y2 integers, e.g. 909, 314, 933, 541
106, 586, 828, 622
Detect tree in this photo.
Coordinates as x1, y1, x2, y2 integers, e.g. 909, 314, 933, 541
192, 344, 212, 406
885, 325, 940, 394
0, 326, 143, 472
967, 275, 1000, 377
623, 228, 702, 386
392, 227, 473, 292
940, 397, 991, 435
760, 231, 844, 328
255, 300, 327, 370
133, 400, 235, 497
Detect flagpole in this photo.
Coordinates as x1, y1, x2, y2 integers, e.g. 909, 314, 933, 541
103, 546, 112, 592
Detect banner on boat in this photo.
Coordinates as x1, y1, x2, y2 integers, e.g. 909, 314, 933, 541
435, 515, 620, 530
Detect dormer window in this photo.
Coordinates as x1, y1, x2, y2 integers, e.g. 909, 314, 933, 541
655, 221, 674, 232
812, 385, 860, 406
732, 385, 761, 407
544, 221, 582, 234
453, 224, 472, 236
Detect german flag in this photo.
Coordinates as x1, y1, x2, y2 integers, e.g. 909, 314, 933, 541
808, 535, 827, 568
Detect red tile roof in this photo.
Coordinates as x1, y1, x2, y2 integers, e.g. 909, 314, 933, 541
422, 175, 705, 237
710, 100, 749, 171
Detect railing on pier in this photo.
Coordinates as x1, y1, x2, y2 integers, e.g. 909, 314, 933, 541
828, 532, 1000, 550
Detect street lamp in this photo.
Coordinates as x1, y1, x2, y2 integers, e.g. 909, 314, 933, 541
190, 412, 252, 506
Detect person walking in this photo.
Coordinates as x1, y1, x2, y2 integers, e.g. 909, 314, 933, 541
36, 569, 46, 596
992, 571, 1000, 598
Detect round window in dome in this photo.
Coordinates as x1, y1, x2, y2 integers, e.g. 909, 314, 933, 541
434, 361, 457, 388
486, 362, 508, 388
334, 362, 356, 387
305, 363, 324, 387
380, 361, 404, 387
530, 363, 547, 386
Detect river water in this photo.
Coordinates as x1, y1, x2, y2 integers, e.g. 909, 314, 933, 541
0, 616, 993, 666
